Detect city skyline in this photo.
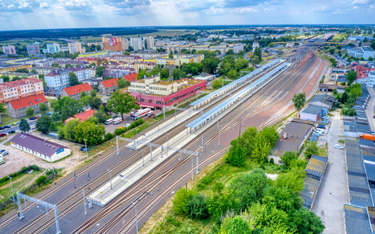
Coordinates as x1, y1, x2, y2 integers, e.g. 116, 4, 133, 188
1, 0, 375, 30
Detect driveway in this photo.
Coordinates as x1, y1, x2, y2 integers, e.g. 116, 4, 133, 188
312, 110, 348, 234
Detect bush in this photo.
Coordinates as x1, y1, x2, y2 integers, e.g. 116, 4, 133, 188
36, 175, 47, 186
104, 133, 114, 141
172, 188, 196, 215
186, 193, 209, 220
269, 158, 274, 164
46, 169, 53, 176
0, 165, 40, 185
29, 165, 40, 171
114, 128, 125, 136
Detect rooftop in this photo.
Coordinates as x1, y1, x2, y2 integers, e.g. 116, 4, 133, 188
9, 94, 47, 110
64, 109, 96, 123
301, 104, 323, 115
0, 78, 42, 90
10, 133, 69, 157
100, 78, 119, 88
63, 83, 92, 96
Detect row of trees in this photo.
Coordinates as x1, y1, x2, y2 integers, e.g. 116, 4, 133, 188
218, 54, 250, 79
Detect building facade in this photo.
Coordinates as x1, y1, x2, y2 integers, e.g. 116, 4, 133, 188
253, 41, 260, 52
61, 83, 92, 100
2, 45, 16, 55
348, 47, 375, 60
68, 42, 85, 54
44, 66, 91, 91
8, 94, 48, 118
46, 43, 61, 54
0, 64, 32, 73
102, 37, 128, 52
130, 38, 143, 51
0, 72, 39, 81
10, 133, 71, 162
124, 75, 206, 110
0, 78, 44, 103
98, 78, 119, 95
26, 43, 41, 56
142, 36, 154, 50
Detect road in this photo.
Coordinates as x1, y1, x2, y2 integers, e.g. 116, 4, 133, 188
312, 110, 348, 234
0, 120, 36, 134
0, 53, 323, 234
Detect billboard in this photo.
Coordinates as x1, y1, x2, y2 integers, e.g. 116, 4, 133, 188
108, 37, 118, 46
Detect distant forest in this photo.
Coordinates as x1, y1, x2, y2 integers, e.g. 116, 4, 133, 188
0, 27, 158, 39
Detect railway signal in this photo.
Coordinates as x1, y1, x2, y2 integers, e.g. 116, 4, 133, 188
73, 171, 77, 189
87, 172, 90, 190
53, 168, 56, 185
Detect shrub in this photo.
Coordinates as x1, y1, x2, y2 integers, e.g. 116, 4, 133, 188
269, 158, 274, 164
114, 128, 125, 136
36, 175, 47, 186
29, 165, 40, 171
186, 193, 209, 220
46, 169, 53, 176
172, 188, 196, 215
104, 133, 114, 141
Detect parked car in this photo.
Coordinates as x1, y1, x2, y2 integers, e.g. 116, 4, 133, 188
0, 133, 6, 137
8, 130, 16, 134
29, 117, 36, 120
335, 144, 344, 150
317, 125, 326, 129
2, 151, 9, 156
80, 147, 91, 152
0, 149, 5, 153
3, 125, 11, 128
11, 122, 17, 126
372, 131, 375, 135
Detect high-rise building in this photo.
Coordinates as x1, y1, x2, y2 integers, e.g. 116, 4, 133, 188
46, 43, 61, 54
68, 42, 85, 54
26, 43, 41, 56
102, 37, 128, 52
2, 45, 16, 55
130, 37, 143, 51
142, 36, 154, 50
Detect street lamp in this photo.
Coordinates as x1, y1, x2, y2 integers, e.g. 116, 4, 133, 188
83, 139, 88, 161
9, 176, 15, 205
107, 169, 113, 190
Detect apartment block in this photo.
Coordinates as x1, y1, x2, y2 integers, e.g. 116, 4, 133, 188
68, 42, 85, 54
61, 83, 92, 100
130, 38, 143, 51
46, 43, 61, 54
102, 37, 128, 52
26, 43, 41, 56
44, 66, 91, 91
8, 94, 48, 118
0, 72, 39, 81
2, 45, 16, 55
0, 78, 44, 103
0, 64, 32, 73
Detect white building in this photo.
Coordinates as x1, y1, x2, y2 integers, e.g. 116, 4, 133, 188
130, 38, 143, 51
10, 133, 71, 163
142, 36, 155, 50
2, 45, 16, 55
253, 40, 260, 52
44, 66, 91, 91
46, 43, 61, 54
348, 47, 375, 60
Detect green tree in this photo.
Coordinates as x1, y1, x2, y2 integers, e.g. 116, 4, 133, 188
36, 175, 47, 186
69, 72, 79, 86
160, 67, 170, 79
94, 109, 107, 124
15, 68, 29, 73
106, 91, 139, 120
173, 188, 196, 215
35, 115, 52, 134
304, 141, 319, 159
329, 58, 337, 67
369, 56, 374, 61
227, 138, 246, 167
235, 58, 249, 71
292, 92, 306, 110
172, 68, 186, 80
201, 57, 220, 74
30, 69, 37, 74
65, 63, 73, 68
52, 112, 61, 122
89, 96, 102, 110
0, 103, 6, 113
117, 79, 130, 89
281, 151, 298, 169
80, 91, 87, 99
227, 69, 238, 79
95, 66, 106, 77
97, 58, 102, 66
219, 216, 252, 234
39, 103, 48, 113
96, 45, 101, 51
250, 56, 260, 66
74, 120, 105, 145
19, 118, 30, 132
91, 89, 97, 97
61, 108, 68, 123
25, 107, 34, 117
346, 70, 357, 85
275, 168, 305, 192
60, 118, 79, 140
268, 42, 274, 47
186, 193, 209, 220
49, 122, 57, 132
329, 48, 335, 55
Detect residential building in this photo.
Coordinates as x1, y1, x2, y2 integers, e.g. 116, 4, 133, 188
68, 42, 85, 54
123, 73, 138, 82
347, 36, 374, 42
348, 47, 375, 60
130, 52, 168, 59
46, 43, 61, 54
102, 37, 128, 52
0, 64, 32, 73
354, 64, 375, 86
173, 54, 205, 65
10, 133, 71, 162
26, 43, 41, 56
60, 46, 69, 52
30, 66, 55, 75
64, 109, 96, 123
142, 36, 154, 50
98, 78, 119, 95
7, 93, 48, 118
83, 77, 103, 87
298, 104, 324, 122
44, 66, 91, 91
0, 72, 39, 81
124, 75, 206, 110
0, 78, 44, 103
2, 45, 16, 55
130, 37, 143, 51
253, 40, 260, 52
229, 43, 245, 53
308, 94, 336, 115
103, 66, 135, 78
77, 51, 108, 58
61, 83, 92, 100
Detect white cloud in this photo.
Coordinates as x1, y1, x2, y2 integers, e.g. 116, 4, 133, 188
18, 2, 29, 8
353, 6, 358, 8
333, 9, 346, 14
40, 2, 49, 8
7, 4, 15, 8
370, 4, 375, 8
231, 7, 258, 13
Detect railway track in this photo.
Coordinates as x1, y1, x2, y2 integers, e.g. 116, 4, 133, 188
5, 63, 283, 233
89, 54, 316, 233
73, 56, 319, 233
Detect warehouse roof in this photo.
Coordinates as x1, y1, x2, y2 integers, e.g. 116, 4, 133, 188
301, 104, 323, 115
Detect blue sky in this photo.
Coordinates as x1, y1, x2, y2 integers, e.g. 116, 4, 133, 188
1, 0, 375, 30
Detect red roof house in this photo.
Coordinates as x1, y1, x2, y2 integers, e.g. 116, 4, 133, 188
8, 94, 48, 118
62, 83, 92, 99
123, 73, 138, 82
98, 78, 119, 95
64, 109, 96, 123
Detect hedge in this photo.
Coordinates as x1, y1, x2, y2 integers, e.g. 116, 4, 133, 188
0, 165, 40, 185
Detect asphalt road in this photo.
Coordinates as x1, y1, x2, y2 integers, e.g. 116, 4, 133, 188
0, 120, 37, 134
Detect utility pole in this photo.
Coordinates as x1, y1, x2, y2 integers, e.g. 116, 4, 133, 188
73, 172, 77, 189
83, 139, 88, 161
53, 168, 56, 185
9, 176, 15, 205
87, 172, 90, 190
83, 189, 87, 215
134, 202, 138, 234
